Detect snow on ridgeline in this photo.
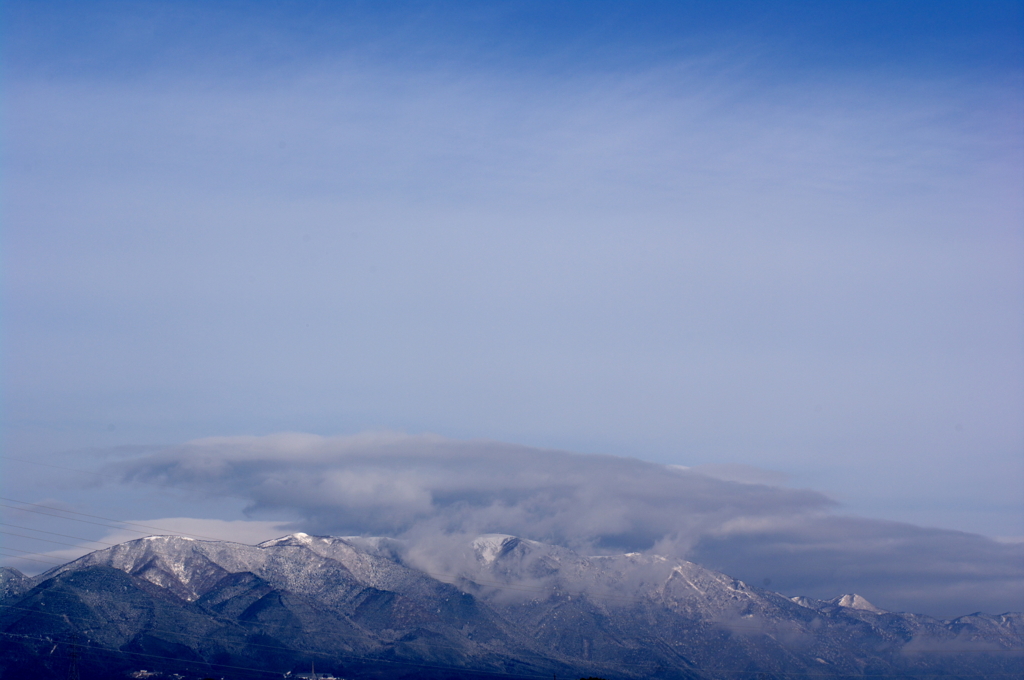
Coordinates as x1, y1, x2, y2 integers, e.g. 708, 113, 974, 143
36, 531, 889, 619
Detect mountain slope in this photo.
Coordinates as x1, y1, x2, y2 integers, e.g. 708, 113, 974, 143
1, 533, 1020, 680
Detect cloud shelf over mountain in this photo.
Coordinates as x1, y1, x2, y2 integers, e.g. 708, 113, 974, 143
114, 432, 1023, 618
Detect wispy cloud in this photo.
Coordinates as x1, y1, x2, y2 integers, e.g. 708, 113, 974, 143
5, 49, 1020, 537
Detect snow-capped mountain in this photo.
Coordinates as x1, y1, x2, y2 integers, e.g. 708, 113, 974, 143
1, 534, 1021, 679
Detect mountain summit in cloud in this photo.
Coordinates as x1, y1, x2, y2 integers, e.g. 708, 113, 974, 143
108, 432, 1024, 618
1, 532, 1020, 680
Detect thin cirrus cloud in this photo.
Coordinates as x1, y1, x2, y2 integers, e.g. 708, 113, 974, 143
2, 2, 1021, 618
114, 432, 1024, 619
5, 54, 1020, 528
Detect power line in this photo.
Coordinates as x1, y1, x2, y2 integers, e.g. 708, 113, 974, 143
0, 502, 183, 537
0, 529, 110, 550
0, 550, 66, 566
0, 455, 107, 478
0, 497, 230, 541
0, 546, 70, 565
0, 522, 119, 546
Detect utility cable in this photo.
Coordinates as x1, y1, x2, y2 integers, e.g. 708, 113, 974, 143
0, 455, 107, 477
0, 529, 112, 550
0, 522, 119, 546
0, 497, 230, 541
0, 551, 66, 567
0, 547, 69, 565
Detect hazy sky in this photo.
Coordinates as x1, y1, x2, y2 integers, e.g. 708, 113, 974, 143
2, 1, 1022, 616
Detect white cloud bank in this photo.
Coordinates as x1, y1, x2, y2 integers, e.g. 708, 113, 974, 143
114, 432, 1023, 618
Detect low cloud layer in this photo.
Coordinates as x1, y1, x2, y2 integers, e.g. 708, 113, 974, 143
4, 518, 292, 573
116, 432, 1023, 617
117, 432, 832, 551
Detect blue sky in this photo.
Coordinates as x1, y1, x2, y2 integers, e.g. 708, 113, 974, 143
1, 1, 1022, 614
6, 1, 1022, 76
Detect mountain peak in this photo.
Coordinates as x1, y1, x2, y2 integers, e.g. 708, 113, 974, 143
258, 532, 319, 548
831, 593, 886, 613
472, 534, 522, 563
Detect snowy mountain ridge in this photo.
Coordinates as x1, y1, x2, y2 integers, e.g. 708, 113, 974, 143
23, 532, 1006, 624
2, 532, 1021, 680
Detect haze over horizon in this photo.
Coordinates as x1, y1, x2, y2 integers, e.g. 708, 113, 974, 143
2, 1, 1022, 619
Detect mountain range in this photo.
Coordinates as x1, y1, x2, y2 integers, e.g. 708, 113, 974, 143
1, 533, 1021, 679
